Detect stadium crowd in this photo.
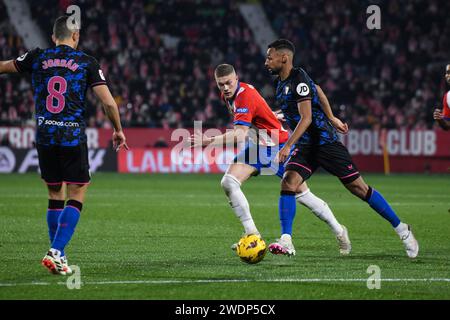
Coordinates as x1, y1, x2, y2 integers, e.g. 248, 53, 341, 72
0, 0, 35, 126
1, 0, 449, 130
263, 0, 450, 130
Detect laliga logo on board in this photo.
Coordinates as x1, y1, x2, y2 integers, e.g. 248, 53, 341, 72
0, 147, 15, 173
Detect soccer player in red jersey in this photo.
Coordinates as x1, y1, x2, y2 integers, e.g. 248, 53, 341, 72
190, 64, 351, 255
433, 64, 450, 130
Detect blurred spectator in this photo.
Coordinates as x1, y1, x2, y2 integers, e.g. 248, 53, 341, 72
153, 136, 169, 148
263, 0, 450, 130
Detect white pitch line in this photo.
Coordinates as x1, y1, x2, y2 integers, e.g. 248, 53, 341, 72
1, 278, 450, 287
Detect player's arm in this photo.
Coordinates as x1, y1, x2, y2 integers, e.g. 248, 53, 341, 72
316, 84, 348, 134
2, 49, 39, 75
189, 125, 249, 147
0, 60, 18, 74
433, 108, 450, 131
275, 100, 312, 163
92, 85, 129, 151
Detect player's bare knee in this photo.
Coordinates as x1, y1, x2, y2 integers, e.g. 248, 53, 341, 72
281, 171, 301, 192
67, 184, 88, 203
47, 184, 64, 200
345, 180, 369, 199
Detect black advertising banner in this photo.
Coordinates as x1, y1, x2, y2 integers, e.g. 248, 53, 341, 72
0, 147, 117, 174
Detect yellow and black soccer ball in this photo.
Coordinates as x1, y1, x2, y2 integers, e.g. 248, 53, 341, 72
236, 234, 267, 264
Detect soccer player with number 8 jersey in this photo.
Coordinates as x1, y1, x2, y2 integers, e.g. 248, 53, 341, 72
0, 16, 128, 274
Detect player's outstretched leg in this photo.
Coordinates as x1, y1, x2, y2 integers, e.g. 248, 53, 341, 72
345, 177, 419, 258
296, 183, 351, 255
221, 164, 260, 250
269, 170, 301, 256
221, 174, 259, 235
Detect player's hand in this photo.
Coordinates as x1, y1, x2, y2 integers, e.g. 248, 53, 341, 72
274, 144, 291, 164
273, 110, 286, 122
433, 108, 443, 120
187, 130, 210, 148
330, 116, 349, 134
112, 130, 129, 152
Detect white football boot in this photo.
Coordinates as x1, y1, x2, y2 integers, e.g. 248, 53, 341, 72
336, 225, 352, 255
41, 249, 69, 275
61, 256, 73, 275
400, 224, 419, 258
268, 234, 296, 256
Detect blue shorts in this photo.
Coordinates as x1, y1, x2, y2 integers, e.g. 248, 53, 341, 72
233, 141, 293, 178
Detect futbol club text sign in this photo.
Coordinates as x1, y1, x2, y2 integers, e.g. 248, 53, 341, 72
339, 130, 438, 156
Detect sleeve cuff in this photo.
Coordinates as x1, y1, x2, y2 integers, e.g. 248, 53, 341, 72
296, 97, 312, 103
233, 120, 252, 127
90, 81, 107, 88
13, 60, 21, 72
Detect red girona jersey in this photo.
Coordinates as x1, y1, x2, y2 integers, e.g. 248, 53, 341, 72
222, 82, 288, 146
442, 91, 450, 120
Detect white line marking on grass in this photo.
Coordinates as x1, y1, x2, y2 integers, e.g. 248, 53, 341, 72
0, 282, 51, 287
1, 278, 450, 287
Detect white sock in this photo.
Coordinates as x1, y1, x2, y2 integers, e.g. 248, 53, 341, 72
394, 222, 409, 238
221, 174, 258, 235
296, 189, 344, 236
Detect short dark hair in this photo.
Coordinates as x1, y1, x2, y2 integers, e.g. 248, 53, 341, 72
53, 16, 77, 40
214, 64, 235, 78
268, 39, 295, 54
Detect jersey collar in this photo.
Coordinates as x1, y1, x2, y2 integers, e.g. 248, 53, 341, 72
56, 44, 75, 51
226, 81, 241, 102
279, 67, 297, 83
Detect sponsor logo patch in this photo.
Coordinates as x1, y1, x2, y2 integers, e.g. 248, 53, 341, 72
235, 108, 249, 113
99, 69, 105, 81
296, 83, 310, 96
38, 117, 45, 126
17, 52, 28, 62
38, 118, 80, 127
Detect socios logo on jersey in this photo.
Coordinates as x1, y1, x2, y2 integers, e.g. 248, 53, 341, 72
37, 117, 80, 127
235, 108, 249, 113
38, 117, 45, 126
296, 83, 310, 96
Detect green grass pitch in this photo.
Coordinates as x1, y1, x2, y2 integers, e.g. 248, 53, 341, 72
0, 172, 449, 299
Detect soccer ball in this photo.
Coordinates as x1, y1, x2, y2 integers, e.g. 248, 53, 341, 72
236, 234, 267, 264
